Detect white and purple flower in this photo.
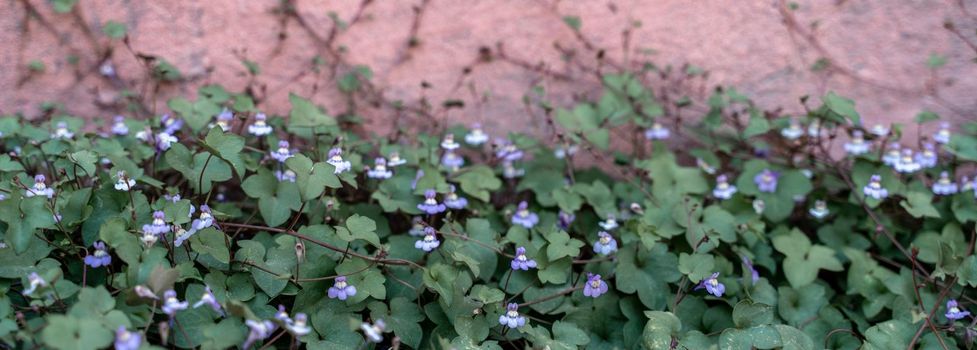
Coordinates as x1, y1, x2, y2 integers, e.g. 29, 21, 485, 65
443, 185, 468, 209
495, 140, 524, 162
142, 211, 170, 236
111, 116, 129, 136
326, 148, 352, 174
809, 200, 829, 219
415, 227, 441, 252
387, 152, 406, 167
695, 272, 725, 297
114, 327, 142, 350
915, 143, 938, 168
894, 149, 921, 173
328, 276, 357, 300
510, 247, 537, 271
465, 123, 489, 145
582, 273, 609, 298
713, 174, 737, 200
843, 130, 870, 155
441, 133, 461, 150
598, 215, 618, 231
946, 299, 970, 320
270, 140, 293, 163
741, 256, 759, 285
366, 157, 393, 179
286, 313, 312, 337
441, 150, 464, 170
51, 121, 74, 139
417, 189, 446, 214
593, 231, 618, 256
248, 113, 273, 136
275, 169, 297, 183
882, 144, 901, 167
933, 171, 959, 196
754, 169, 779, 193
84, 241, 112, 268
934, 122, 951, 144
25, 174, 55, 198
780, 119, 803, 140
511, 201, 538, 229
22, 272, 47, 296
192, 286, 224, 316
360, 320, 386, 343
863, 174, 889, 200
211, 108, 233, 131
645, 122, 671, 140
161, 290, 189, 317
243, 320, 276, 350
499, 303, 526, 328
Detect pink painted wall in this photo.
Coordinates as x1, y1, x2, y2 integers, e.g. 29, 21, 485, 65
1, 0, 975, 136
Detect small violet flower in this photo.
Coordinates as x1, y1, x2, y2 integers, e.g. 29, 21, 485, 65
933, 171, 959, 196
415, 227, 441, 252
211, 108, 233, 131
915, 143, 938, 168
752, 199, 765, 214
328, 276, 358, 300
598, 215, 618, 231
946, 299, 971, 320
140, 231, 158, 247
134, 285, 158, 300
142, 211, 170, 236
408, 217, 426, 236
387, 152, 407, 167
189, 204, 214, 234
695, 272, 725, 297
114, 327, 142, 350
411, 169, 424, 190
192, 286, 224, 316
326, 148, 352, 174
248, 113, 273, 136
754, 169, 779, 193
870, 124, 890, 137
417, 189, 446, 214
22, 272, 47, 296
443, 185, 468, 209
894, 149, 921, 173
161, 290, 189, 317
286, 313, 312, 337
25, 174, 55, 198
863, 174, 889, 200
275, 304, 293, 324
84, 241, 112, 268
741, 256, 759, 285
495, 140, 523, 162
809, 200, 829, 219
780, 119, 803, 140
593, 231, 618, 255
161, 114, 183, 135
934, 122, 951, 144
51, 122, 74, 139
440, 133, 461, 150
583, 273, 609, 298
155, 132, 178, 152
502, 161, 525, 179
510, 247, 537, 271
557, 211, 575, 230
645, 122, 670, 140
243, 320, 276, 350
511, 201, 538, 229
882, 144, 901, 166
441, 150, 465, 170
499, 303, 526, 328
843, 130, 870, 155
713, 174, 738, 200
114, 171, 135, 191
270, 140, 293, 163
465, 123, 489, 145
111, 116, 129, 136
275, 169, 297, 183
366, 157, 393, 179
360, 320, 386, 343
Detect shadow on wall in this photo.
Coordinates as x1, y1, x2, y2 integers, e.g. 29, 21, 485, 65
1, 0, 976, 139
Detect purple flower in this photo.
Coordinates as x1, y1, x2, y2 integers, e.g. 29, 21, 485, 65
84, 241, 112, 268
495, 139, 523, 162
882, 143, 901, 166
915, 143, 938, 168
417, 189, 446, 214
111, 116, 129, 136
557, 211, 575, 230
583, 273, 609, 298
441, 134, 461, 150
243, 320, 276, 350
713, 174, 737, 199
114, 171, 136, 191
192, 286, 224, 316
328, 276, 357, 300
695, 272, 725, 297
933, 171, 959, 196
741, 256, 759, 285
894, 149, 921, 173
286, 313, 312, 337
326, 148, 351, 174
510, 247, 537, 270
161, 114, 183, 135
155, 132, 177, 151
189, 204, 214, 233
275, 170, 296, 183
411, 169, 424, 190
593, 231, 618, 255
25, 174, 55, 198
934, 122, 951, 144
498, 303, 526, 328
465, 123, 489, 145
51, 121, 75, 139
946, 299, 971, 320
441, 150, 465, 170
275, 304, 292, 323
863, 174, 889, 200
247, 113, 273, 136
444, 185, 468, 209
161, 290, 188, 317
645, 122, 671, 140
212, 108, 233, 131
754, 169, 779, 193
270, 140, 293, 163
511, 201, 538, 229
415, 227, 441, 252
843, 130, 870, 155
408, 217, 426, 236
142, 211, 170, 236
114, 326, 141, 350
366, 157, 393, 179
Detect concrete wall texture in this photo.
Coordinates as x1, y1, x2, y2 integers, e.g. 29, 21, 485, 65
1, 0, 975, 137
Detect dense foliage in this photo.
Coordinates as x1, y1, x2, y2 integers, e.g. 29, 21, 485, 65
1, 76, 977, 350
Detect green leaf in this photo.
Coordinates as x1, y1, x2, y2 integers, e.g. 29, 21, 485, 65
369, 298, 424, 349
51, 0, 77, 13
862, 320, 913, 350
288, 93, 336, 128
901, 191, 941, 218
774, 229, 843, 288
42, 315, 113, 350
562, 16, 582, 31
742, 110, 770, 138
285, 154, 341, 201
190, 227, 230, 264
335, 214, 380, 247
68, 150, 98, 177
453, 165, 501, 202
732, 300, 774, 328
823, 91, 860, 124
642, 311, 681, 350
102, 21, 127, 39
202, 127, 246, 179
678, 253, 715, 283
98, 218, 140, 265
545, 230, 584, 261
